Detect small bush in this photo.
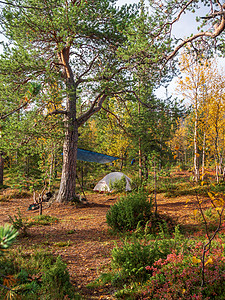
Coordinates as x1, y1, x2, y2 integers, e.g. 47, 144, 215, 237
106, 189, 153, 232
130, 175, 142, 191
42, 256, 74, 299
0, 248, 79, 300
109, 176, 127, 193
110, 227, 186, 285
111, 239, 171, 283
142, 248, 225, 299
8, 209, 28, 236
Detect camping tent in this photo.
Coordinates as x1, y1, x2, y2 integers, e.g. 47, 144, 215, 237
93, 172, 132, 192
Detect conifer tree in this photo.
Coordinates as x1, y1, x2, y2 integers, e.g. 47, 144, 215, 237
0, 0, 137, 202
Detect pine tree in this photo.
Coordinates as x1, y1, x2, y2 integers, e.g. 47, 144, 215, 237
0, 0, 137, 202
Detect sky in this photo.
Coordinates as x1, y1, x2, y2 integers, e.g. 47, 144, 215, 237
116, 0, 210, 38
0, 1, 224, 101
116, 0, 225, 101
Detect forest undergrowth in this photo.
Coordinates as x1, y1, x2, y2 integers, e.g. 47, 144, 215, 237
1, 168, 225, 299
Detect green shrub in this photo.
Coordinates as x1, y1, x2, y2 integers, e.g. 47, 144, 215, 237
109, 176, 127, 193
111, 239, 171, 283
110, 227, 187, 285
130, 175, 142, 191
0, 248, 79, 300
42, 256, 74, 299
8, 209, 28, 236
106, 189, 152, 232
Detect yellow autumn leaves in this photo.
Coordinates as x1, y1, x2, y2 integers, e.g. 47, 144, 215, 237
172, 49, 225, 182
192, 256, 213, 265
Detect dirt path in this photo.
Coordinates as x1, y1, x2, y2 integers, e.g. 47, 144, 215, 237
0, 191, 209, 299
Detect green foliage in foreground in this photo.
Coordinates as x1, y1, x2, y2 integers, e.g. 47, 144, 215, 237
91, 228, 225, 299
8, 210, 59, 237
0, 224, 18, 254
111, 238, 171, 283
106, 189, 153, 232
0, 247, 80, 299
0, 223, 79, 299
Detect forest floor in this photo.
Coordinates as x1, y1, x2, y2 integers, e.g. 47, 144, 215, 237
0, 173, 213, 299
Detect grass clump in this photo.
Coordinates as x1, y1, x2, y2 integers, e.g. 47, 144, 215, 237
27, 215, 59, 226
53, 240, 72, 247
8, 211, 59, 237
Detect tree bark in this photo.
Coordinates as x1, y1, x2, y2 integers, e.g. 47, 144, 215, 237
194, 96, 199, 182
48, 146, 55, 192
56, 47, 79, 203
202, 131, 206, 181
56, 119, 79, 202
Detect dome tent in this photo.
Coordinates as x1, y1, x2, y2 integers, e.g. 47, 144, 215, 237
93, 172, 131, 192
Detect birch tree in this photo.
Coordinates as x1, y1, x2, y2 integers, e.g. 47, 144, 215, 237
177, 53, 225, 181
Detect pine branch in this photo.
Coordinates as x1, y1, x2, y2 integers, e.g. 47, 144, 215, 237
0, 0, 45, 9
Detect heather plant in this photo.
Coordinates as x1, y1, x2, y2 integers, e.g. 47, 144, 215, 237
142, 243, 225, 299
106, 189, 153, 232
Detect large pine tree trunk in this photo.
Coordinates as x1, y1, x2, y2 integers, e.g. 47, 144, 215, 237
56, 119, 79, 202
56, 47, 78, 203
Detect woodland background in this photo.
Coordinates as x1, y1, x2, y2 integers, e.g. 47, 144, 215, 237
1, 0, 225, 299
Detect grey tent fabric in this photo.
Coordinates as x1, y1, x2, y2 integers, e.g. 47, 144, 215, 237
93, 172, 132, 192
77, 149, 119, 164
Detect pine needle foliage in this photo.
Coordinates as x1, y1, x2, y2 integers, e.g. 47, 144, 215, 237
106, 189, 152, 232
0, 224, 18, 254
